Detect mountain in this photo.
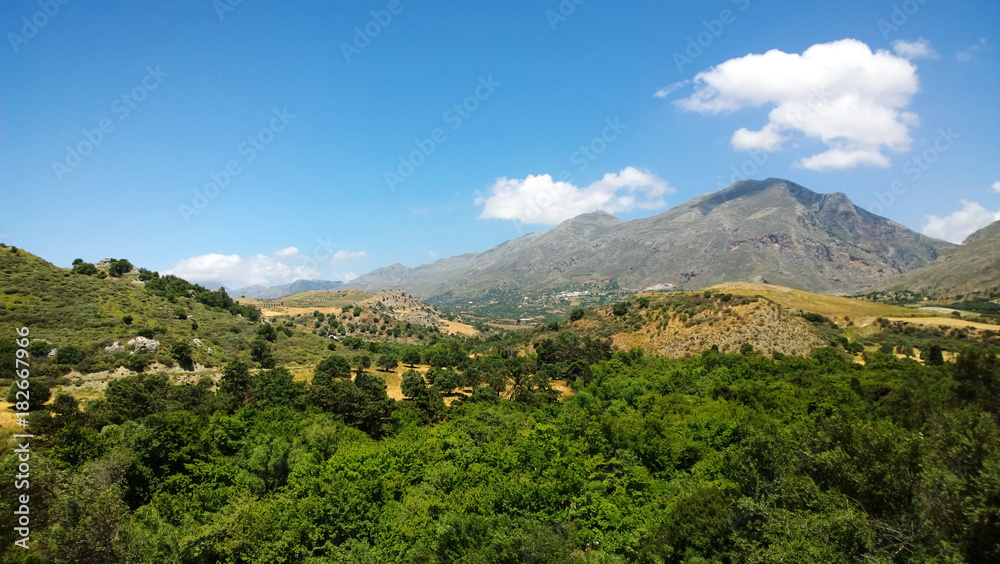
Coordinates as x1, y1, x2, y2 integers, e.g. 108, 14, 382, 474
348, 178, 953, 307
871, 220, 1000, 297
230, 278, 344, 300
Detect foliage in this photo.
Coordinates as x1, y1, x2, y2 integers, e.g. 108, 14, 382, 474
3, 274, 1000, 562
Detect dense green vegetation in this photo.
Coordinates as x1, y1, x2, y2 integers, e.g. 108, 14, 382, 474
3, 333, 999, 562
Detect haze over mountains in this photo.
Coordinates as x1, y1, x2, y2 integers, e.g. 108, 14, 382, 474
343, 178, 953, 303
229, 279, 344, 300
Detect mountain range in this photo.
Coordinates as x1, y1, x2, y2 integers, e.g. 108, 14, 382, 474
233, 178, 982, 307
344, 178, 953, 306
228, 279, 344, 300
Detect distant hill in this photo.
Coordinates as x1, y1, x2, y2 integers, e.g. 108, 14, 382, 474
230, 278, 344, 299
237, 288, 480, 340
348, 178, 953, 309
871, 220, 1000, 298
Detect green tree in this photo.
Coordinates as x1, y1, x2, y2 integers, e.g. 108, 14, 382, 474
107, 258, 133, 277
314, 354, 352, 382
56, 343, 85, 365
28, 340, 52, 358
923, 344, 945, 366
613, 302, 628, 316
434, 369, 461, 394
401, 369, 425, 398
376, 353, 398, 372
402, 348, 422, 367
252, 368, 305, 410
249, 337, 275, 368
72, 261, 98, 275
171, 340, 193, 366
569, 308, 585, 321
5, 378, 51, 411
256, 322, 277, 342
220, 360, 253, 409
122, 314, 133, 325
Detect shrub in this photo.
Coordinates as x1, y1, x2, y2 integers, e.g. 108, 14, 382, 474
55, 344, 85, 365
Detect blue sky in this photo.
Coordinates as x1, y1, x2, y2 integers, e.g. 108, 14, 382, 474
2, 0, 998, 289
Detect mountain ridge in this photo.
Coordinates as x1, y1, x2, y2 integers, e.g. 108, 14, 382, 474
346, 178, 953, 306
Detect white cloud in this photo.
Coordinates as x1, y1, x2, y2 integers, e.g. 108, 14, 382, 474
921, 200, 1000, 244
475, 167, 673, 225
957, 37, 988, 62
992, 181, 1000, 193
654, 80, 690, 98
675, 38, 920, 171
332, 250, 366, 263
165, 247, 367, 288
892, 38, 939, 60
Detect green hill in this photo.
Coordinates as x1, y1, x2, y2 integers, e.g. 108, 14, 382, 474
0, 245, 332, 379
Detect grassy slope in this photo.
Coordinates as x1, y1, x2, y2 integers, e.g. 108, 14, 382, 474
0, 247, 332, 373
706, 282, 935, 321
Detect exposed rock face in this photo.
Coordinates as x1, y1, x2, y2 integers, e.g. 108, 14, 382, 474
127, 336, 159, 354
105, 341, 125, 354
193, 338, 203, 348
347, 178, 953, 304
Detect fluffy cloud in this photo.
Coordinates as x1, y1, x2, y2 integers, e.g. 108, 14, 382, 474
921, 200, 1000, 244
475, 167, 673, 225
892, 38, 939, 60
993, 181, 1000, 193
165, 247, 366, 288
675, 39, 920, 171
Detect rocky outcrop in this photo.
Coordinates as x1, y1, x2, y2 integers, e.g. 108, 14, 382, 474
127, 336, 159, 354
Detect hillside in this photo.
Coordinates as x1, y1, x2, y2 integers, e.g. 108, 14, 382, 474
0, 246, 333, 379
239, 288, 480, 341
348, 179, 952, 312
871, 220, 1000, 298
